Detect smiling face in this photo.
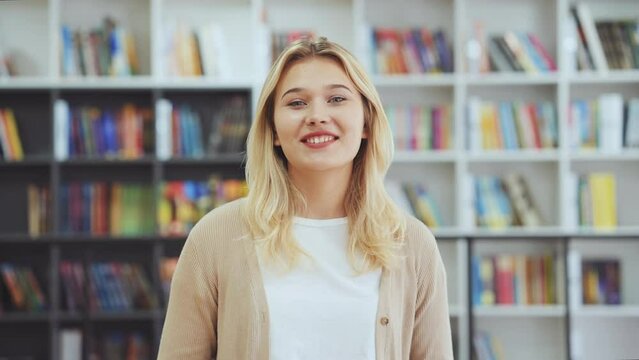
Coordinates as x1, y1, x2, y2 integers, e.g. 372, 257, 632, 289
273, 57, 368, 177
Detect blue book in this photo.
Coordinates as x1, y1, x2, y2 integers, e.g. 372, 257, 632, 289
499, 102, 517, 150
434, 30, 453, 72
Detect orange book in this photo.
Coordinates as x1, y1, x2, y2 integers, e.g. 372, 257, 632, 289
1, 265, 26, 309
0, 109, 12, 159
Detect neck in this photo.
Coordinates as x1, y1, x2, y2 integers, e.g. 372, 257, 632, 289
289, 165, 352, 219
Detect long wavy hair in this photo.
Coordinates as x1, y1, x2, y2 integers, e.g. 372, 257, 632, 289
243, 37, 406, 273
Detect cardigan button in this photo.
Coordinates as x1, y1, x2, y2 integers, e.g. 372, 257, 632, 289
380, 317, 389, 326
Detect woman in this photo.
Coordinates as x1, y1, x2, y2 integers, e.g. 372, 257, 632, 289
158, 37, 453, 359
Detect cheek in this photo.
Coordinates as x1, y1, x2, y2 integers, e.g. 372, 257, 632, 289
273, 110, 298, 146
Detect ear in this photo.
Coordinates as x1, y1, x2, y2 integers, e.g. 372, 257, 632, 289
274, 132, 281, 146
361, 124, 369, 139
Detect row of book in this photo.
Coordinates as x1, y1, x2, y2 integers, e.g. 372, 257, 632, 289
155, 96, 249, 159
162, 22, 230, 77
473, 331, 505, 360
158, 177, 248, 236
578, 173, 617, 229
371, 27, 453, 74
53, 97, 250, 160
54, 100, 154, 159
385, 104, 452, 151
59, 182, 155, 236
484, 32, 556, 73
60, 261, 158, 312
61, 18, 140, 77
60, 329, 150, 360
31, 178, 247, 237
582, 259, 621, 305
0, 263, 47, 312
467, 99, 558, 151
385, 181, 444, 228
570, 95, 639, 151
570, 3, 639, 71
0, 108, 24, 161
472, 254, 558, 306
475, 174, 543, 229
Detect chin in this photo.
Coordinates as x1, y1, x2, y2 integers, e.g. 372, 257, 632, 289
291, 159, 354, 173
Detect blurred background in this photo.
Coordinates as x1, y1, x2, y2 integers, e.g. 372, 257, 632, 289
0, 0, 638, 359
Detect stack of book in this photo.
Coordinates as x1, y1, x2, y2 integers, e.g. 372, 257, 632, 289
385, 180, 444, 228
59, 260, 86, 312
578, 172, 617, 229
155, 96, 249, 159
157, 177, 248, 236
475, 174, 543, 229
467, 99, 557, 151
87, 262, 157, 311
582, 258, 621, 305
60, 17, 140, 77
472, 254, 558, 306
385, 104, 452, 151
0, 263, 47, 312
473, 331, 505, 360
371, 27, 453, 74
162, 22, 229, 77
570, 3, 639, 71
570, 94, 639, 151
54, 100, 154, 160
59, 182, 155, 236
93, 331, 151, 359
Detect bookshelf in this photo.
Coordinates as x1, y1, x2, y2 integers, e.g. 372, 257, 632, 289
1, 0, 638, 359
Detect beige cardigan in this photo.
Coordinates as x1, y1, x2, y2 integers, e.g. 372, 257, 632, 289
157, 199, 453, 359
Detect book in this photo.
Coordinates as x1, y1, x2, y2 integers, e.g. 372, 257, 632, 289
59, 329, 82, 360
574, 3, 608, 72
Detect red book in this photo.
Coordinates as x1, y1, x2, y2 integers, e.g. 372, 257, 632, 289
528, 34, 557, 71
527, 104, 543, 149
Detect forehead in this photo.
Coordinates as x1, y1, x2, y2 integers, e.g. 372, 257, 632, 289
276, 57, 354, 93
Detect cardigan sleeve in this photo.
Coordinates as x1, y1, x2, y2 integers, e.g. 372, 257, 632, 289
410, 232, 454, 359
157, 230, 218, 359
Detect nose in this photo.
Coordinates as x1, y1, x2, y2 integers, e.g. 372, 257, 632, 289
305, 102, 330, 126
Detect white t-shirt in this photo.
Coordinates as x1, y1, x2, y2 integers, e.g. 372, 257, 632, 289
257, 216, 382, 360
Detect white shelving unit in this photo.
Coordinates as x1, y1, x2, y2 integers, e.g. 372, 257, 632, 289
1, 0, 638, 359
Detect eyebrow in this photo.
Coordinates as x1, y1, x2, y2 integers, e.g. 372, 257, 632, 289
280, 84, 353, 99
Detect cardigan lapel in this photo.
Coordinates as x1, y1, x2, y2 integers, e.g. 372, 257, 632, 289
241, 234, 271, 360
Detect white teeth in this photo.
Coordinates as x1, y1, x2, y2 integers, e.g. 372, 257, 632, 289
306, 135, 335, 144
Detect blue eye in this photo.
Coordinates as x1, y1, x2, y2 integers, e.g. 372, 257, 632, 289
329, 96, 346, 103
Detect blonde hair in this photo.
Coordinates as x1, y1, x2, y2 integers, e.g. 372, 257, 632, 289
243, 37, 405, 273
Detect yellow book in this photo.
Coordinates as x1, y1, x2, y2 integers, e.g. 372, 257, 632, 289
189, 32, 203, 76
3, 109, 24, 160
480, 257, 495, 305
125, 31, 140, 75
480, 103, 494, 149
590, 173, 617, 228
440, 105, 451, 150
27, 185, 39, 236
